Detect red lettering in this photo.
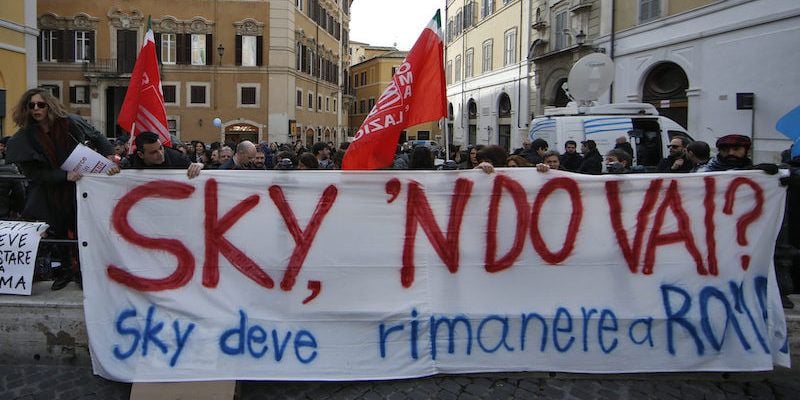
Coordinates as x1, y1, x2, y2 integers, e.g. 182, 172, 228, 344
107, 181, 196, 291
723, 177, 764, 271
401, 178, 473, 288
203, 179, 273, 289
530, 177, 582, 264
269, 185, 338, 291
606, 179, 663, 273
704, 177, 719, 275
485, 175, 530, 273
642, 180, 706, 275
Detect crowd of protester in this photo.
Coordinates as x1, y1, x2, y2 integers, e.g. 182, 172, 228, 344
1, 88, 798, 308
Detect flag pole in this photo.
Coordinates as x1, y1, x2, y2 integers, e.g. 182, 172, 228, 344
443, 117, 450, 161
126, 122, 136, 155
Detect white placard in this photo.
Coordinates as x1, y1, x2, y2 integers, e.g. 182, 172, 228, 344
0, 221, 49, 295
60, 143, 115, 174
77, 169, 790, 382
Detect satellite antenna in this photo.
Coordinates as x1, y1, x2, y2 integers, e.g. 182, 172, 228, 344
565, 53, 615, 107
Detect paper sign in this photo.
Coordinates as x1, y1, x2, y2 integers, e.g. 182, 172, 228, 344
60, 144, 115, 174
0, 221, 49, 295
76, 169, 790, 382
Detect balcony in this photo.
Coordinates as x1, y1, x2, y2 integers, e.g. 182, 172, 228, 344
531, 20, 547, 31
82, 58, 134, 76
570, 0, 593, 13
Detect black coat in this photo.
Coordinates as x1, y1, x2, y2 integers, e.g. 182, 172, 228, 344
123, 147, 191, 169
578, 149, 603, 175
6, 114, 113, 235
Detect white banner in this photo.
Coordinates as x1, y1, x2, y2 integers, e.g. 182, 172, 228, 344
77, 169, 790, 382
0, 221, 48, 295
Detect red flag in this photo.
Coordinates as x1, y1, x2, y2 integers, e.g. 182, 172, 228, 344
117, 19, 171, 148
343, 10, 446, 170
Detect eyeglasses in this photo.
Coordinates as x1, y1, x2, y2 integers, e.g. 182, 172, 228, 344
667, 144, 681, 149
28, 101, 48, 110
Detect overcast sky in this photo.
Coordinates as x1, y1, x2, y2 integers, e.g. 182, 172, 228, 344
349, 0, 447, 50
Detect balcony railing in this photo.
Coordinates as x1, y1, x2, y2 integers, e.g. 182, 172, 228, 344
82, 58, 134, 75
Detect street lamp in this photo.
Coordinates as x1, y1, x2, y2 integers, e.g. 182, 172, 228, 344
217, 43, 225, 66
575, 30, 587, 47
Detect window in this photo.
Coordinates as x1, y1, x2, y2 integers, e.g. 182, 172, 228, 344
296, 0, 303, 11
391, 66, 397, 76
69, 85, 90, 104
75, 31, 93, 62
639, 0, 662, 23
238, 84, 259, 107
504, 28, 517, 66
454, 55, 461, 82
446, 61, 453, 84
482, 40, 493, 73
161, 33, 176, 64
360, 71, 366, 85
39, 83, 61, 100
465, 48, 474, 78
325, 97, 330, 112
296, 90, 303, 107
167, 117, 179, 137
368, 98, 375, 111
318, 95, 322, 110
39, 30, 60, 62
187, 82, 210, 107
308, 92, 314, 110
555, 11, 567, 50
359, 100, 366, 114
464, 1, 476, 29
333, 99, 336, 112
162, 83, 178, 105
237, 35, 263, 67
482, 0, 494, 18
191, 34, 206, 65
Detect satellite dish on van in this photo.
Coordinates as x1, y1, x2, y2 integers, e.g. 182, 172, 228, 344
566, 53, 615, 104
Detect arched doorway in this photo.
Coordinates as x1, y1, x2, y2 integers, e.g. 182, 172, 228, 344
553, 78, 569, 107
642, 62, 689, 128
224, 123, 258, 144
467, 98, 477, 146
497, 93, 512, 151
304, 128, 315, 147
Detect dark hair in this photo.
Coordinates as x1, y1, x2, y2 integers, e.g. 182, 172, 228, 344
134, 132, 161, 153
298, 152, 319, 169
409, 146, 434, 170
686, 141, 710, 160
605, 148, 632, 167
673, 136, 691, 147
477, 145, 508, 167
531, 138, 549, 151
565, 140, 577, 148
506, 155, 532, 167
311, 142, 329, 156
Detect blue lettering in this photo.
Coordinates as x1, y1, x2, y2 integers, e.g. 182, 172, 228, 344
699, 287, 750, 351
247, 325, 268, 358
410, 309, 419, 360
142, 305, 168, 356
661, 285, 705, 356
430, 315, 472, 360
581, 307, 597, 352
271, 330, 292, 361
598, 309, 618, 354
477, 315, 514, 353
520, 313, 547, 351
113, 308, 140, 360
378, 322, 404, 359
730, 280, 770, 353
553, 307, 574, 353
294, 330, 318, 364
171, 320, 195, 367
628, 317, 654, 347
219, 310, 247, 355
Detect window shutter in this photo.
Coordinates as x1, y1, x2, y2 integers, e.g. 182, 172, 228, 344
235, 35, 242, 66
83, 86, 90, 103
37, 33, 42, 61
177, 34, 190, 65
154, 33, 162, 64
206, 34, 213, 65
256, 36, 263, 66
87, 31, 95, 62
52, 30, 63, 61
63, 30, 75, 62
69, 86, 77, 104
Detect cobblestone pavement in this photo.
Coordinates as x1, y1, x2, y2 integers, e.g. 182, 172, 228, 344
2, 363, 800, 399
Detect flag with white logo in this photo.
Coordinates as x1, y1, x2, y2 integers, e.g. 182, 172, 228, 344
343, 10, 446, 170
117, 17, 171, 149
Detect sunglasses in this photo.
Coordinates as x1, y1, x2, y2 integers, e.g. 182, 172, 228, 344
28, 101, 48, 110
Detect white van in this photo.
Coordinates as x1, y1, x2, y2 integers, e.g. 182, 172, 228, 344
529, 102, 693, 170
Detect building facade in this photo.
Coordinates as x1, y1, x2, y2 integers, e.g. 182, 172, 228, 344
445, 0, 531, 152
34, 0, 351, 147
0, 0, 38, 137
528, 0, 605, 118
348, 48, 440, 143
597, 0, 800, 162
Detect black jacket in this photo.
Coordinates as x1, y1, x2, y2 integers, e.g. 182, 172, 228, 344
560, 152, 583, 172
578, 149, 603, 175
6, 114, 113, 235
123, 147, 191, 169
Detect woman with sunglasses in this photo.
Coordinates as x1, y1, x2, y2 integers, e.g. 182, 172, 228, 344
6, 88, 116, 290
